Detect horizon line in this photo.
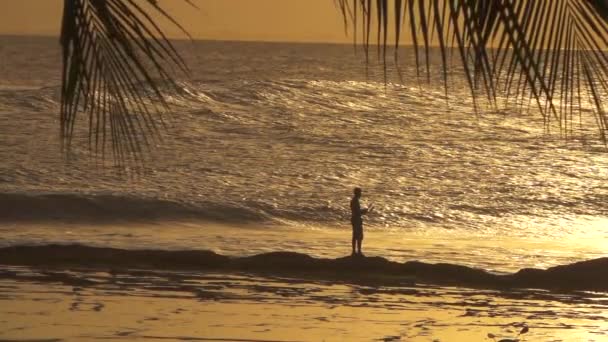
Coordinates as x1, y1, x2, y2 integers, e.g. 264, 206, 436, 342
0, 32, 431, 48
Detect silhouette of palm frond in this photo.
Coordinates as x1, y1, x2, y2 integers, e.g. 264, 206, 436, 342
337, 0, 608, 141
60, 0, 193, 164
60, 1, 608, 164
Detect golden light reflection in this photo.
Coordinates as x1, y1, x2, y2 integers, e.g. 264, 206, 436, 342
1, 277, 605, 341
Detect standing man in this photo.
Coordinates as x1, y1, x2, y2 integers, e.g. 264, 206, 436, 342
350, 187, 372, 256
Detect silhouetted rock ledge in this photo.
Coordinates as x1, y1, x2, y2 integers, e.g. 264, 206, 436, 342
0, 244, 606, 292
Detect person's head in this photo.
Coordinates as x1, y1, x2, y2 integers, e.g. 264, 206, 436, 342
354, 187, 362, 198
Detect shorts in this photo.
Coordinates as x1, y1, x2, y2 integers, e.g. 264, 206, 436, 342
351, 217, 363, 240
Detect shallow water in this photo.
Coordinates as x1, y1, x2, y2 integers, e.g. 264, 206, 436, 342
1, 221, 606, 274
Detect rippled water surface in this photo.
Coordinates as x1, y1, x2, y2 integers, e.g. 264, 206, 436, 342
1, 36, 607, 270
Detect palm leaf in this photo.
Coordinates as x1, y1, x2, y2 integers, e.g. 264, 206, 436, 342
60, 0, 193, 165
337, 0, 608, 142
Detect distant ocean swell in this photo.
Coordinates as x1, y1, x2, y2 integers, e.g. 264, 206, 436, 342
0, 77, 451, 125
1, 244, 607, 292
0, 86, 58, 113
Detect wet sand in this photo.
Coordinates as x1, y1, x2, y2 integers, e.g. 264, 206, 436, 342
1, 255, 608, 341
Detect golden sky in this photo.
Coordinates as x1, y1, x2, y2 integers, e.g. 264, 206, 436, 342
0, 0, 354, 43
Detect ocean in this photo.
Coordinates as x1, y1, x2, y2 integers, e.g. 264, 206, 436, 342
1, 35, 608, 272
2, 35, 608, 341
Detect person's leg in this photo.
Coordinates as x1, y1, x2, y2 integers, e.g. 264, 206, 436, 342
353, 220, 363, 256
351, 220, 358, 255
358, 228, 364, 255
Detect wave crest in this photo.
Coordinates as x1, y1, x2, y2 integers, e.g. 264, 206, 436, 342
0, 192, 271, 223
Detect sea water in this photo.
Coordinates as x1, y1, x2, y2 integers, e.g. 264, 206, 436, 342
1, 35, 607, 273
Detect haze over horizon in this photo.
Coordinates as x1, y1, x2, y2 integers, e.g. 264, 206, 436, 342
0, 0, 360, 44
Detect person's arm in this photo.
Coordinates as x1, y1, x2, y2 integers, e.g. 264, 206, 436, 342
362, 203, 373, 215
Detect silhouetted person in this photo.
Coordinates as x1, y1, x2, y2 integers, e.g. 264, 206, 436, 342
351, 187, 372, 256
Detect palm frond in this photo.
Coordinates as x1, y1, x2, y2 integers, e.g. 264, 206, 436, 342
338, 0, 608, 142
60, 0, 193, 165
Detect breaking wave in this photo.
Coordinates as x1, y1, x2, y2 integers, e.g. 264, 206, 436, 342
0, 192, 273, 223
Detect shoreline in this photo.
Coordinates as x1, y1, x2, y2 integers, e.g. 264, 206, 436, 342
1, 244, 606, 292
